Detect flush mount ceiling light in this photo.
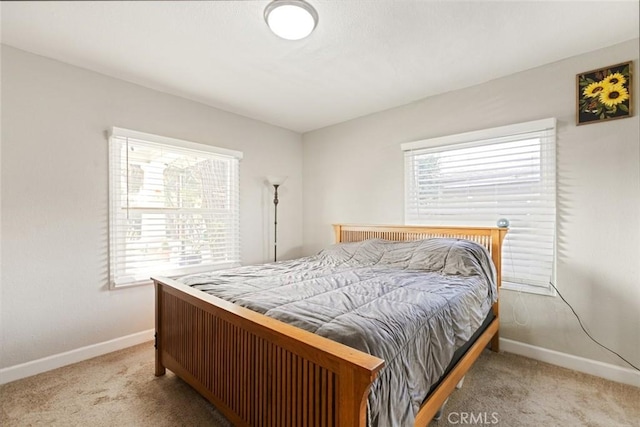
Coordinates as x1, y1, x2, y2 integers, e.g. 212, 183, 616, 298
264, 0, 318, 40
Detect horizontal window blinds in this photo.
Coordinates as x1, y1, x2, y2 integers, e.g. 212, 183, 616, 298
109, 128, 242, 287
403, 119, 556, 289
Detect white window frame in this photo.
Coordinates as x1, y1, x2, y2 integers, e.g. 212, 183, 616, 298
108, 127, 242, 288
402, 118, 557, 296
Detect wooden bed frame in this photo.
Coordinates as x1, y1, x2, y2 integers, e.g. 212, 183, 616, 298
153, 224, 507, 427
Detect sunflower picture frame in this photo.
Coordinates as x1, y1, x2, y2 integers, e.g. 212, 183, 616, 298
577, 61, 633, 125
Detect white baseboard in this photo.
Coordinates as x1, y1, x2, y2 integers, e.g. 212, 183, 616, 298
2, 332, 636, 388
500, 338, 640, 388
0, 329, 154, 385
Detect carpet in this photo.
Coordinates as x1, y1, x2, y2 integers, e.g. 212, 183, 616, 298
1, 342, 638, 426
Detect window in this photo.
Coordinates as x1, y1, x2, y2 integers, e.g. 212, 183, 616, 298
109, 127, 242, 288
402, 118, 556, 295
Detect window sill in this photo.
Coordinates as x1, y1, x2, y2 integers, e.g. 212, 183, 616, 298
110, 261, 242, 290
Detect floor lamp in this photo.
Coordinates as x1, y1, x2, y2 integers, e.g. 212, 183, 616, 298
267, 176, 287, 262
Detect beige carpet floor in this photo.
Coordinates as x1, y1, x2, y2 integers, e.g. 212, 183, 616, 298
1, 342, 638, 426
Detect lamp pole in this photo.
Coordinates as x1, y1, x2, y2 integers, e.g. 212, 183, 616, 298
267, 176, 286, 262
273, 184, 280, 262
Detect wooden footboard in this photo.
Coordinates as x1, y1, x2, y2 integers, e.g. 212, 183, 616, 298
154, 224, 507, 427
154, 276, 384, 427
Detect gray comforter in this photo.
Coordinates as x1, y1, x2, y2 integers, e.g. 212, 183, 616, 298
179, 238, 497, 427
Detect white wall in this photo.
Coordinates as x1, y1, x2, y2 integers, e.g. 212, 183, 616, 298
2, 38, 639, 378
0, 45, 303, 369
303, 39, 640, 369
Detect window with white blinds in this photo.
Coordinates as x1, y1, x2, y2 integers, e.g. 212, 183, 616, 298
108, 127, 242, 288
402, 118, 556, 294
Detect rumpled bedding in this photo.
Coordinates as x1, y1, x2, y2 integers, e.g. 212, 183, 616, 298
178, 238, 497, 427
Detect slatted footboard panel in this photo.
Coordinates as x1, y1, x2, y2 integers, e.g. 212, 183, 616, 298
161, 291, 336, 427
155, 280, 384, 427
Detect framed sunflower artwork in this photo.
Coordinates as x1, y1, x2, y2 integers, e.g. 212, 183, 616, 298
577, 61, 633, 125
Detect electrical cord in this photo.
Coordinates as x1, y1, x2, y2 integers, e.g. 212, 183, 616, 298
512, 290, 529, 326
499, 222, 635, 370
548, 281, 640, 372
504, 236, 530, 326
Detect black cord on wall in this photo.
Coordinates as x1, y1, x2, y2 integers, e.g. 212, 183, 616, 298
549, 281, 639, 372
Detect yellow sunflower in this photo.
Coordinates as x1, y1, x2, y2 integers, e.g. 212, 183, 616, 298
599, 85, 629, 107
602, 72, 626, 87
583, 81, 609, 98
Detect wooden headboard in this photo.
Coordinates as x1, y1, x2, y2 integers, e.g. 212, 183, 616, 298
333, 224, 508, 287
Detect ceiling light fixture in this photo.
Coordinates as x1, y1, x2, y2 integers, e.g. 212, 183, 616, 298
264, 0, 318, 41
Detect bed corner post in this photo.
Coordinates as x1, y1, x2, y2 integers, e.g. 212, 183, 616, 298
154, 280, 166, 377
333, 224, 343, 243
490, 303, 500, 353
337, 365, 379, 427
489, 228, 508, 353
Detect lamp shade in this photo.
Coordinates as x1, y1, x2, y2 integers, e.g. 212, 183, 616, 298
264, 0, 318, 40
267, 175, 288, 186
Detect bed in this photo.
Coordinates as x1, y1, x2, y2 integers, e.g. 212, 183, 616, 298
153, 224, 507, 426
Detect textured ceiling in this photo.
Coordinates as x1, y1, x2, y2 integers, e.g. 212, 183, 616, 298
1, 1, 639, 133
